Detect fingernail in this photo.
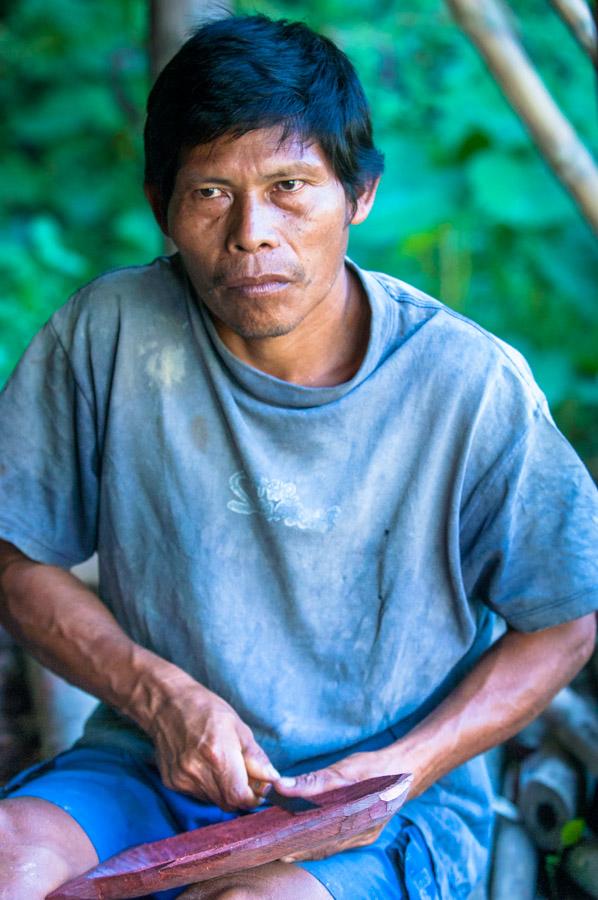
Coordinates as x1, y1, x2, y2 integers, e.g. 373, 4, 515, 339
267, 765, 281, 779
278, 776, 296, 787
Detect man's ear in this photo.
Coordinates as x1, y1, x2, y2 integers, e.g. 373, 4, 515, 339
144, 183, 170, 236
350, 177, 381, 226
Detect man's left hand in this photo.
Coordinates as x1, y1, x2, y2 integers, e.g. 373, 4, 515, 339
270, 749, 407, 862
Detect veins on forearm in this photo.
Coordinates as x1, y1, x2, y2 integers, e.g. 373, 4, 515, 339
389, 617, 595, 797
0, 547, 171, 724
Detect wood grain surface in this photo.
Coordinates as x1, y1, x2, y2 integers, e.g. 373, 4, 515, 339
48, 773, 412, 899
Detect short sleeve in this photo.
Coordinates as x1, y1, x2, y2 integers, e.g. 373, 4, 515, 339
460, 404, 598, 631
0, 318, 98, 567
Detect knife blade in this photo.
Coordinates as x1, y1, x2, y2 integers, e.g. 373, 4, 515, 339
265, 789, 319, 813
250, 777, 320, 814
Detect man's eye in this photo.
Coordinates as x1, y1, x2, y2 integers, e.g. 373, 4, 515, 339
275, 180, 303, 193
195, 187, 223, 199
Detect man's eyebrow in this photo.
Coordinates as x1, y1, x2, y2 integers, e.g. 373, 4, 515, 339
265, 162, 324, 178
183, 162, 325, 184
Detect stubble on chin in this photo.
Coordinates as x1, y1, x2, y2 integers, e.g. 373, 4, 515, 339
201, 277, 313, 341
209, 303, 304, 340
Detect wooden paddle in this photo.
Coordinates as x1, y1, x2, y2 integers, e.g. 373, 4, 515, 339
48, 773, 412, 899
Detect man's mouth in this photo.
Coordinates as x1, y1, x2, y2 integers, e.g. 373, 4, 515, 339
222, 275, 292, 296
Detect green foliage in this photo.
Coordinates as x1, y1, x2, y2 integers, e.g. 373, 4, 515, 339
0, 0, 161, 380
560, 817, 585, 849
544, 818, 586, 898
245, 0, 598, 470
1, 0, 597, 468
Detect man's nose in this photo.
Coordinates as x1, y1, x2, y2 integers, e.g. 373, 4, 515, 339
226, 194, 279, 253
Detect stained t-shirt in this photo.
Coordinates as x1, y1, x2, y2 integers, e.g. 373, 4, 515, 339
1, 255, 597, 898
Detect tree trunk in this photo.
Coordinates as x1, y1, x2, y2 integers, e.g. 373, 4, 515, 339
150, 0, 232, 77
447, 0, 598, 235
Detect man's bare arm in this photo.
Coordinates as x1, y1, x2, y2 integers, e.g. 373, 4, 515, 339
273, 614, 596, 861
388, 614, 596, 797
0, 540, 279, 809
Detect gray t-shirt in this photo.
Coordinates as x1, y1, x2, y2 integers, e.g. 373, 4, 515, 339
1, 254, 597, 897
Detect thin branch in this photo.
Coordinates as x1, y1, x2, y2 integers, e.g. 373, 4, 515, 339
109, 49, 143, 129
549, 0, 598, 65
447, 0, 598, 235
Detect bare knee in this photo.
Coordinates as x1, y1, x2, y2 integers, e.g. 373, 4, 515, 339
206, 891, 260, 900
180, 862, 331, 899
0, 800, 70, 899
186, 889, 261, 900
0, 797, 98, 899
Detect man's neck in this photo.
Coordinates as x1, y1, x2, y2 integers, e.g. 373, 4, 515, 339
212, 266, 371, 388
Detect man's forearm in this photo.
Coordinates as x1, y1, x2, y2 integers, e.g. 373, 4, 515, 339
0, 540, 198, 734
387, 615, 596, 798
0, 540, 280, 808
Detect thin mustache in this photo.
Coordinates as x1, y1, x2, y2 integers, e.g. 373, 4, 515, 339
221, 274, 292, 287
212, 267, 304, 288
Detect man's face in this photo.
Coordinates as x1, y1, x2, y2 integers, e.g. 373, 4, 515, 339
150, 127, 376, 342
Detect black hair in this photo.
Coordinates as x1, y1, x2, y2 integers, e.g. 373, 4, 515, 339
144, 14, 384, 214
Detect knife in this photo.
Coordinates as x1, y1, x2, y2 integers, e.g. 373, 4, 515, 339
250, 777, 320, 813
265, 788, 319, 813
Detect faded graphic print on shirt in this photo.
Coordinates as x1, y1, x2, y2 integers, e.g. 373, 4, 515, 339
227, 471, 340, 534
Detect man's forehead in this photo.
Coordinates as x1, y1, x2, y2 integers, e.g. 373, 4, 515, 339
178, 127, 329, 175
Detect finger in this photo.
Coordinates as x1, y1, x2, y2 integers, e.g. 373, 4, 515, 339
274, 765, 351, 797
240, 733, 280, 784
248, 778, 273, 798
164, 755, 227, 807
173, 728, 255, 810
218, 733, 265, 809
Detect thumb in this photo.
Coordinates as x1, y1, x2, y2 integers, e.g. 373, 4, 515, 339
241, 736, 280, 784
274, 766, 352, 797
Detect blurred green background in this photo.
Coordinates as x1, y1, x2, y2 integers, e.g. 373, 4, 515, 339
1, 0, 597, 473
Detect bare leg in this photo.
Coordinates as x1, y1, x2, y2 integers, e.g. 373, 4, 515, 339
178, 861, 332, 899
0, 797, 98, 900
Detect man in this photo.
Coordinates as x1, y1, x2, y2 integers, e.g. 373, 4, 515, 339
0, 14, 596, 900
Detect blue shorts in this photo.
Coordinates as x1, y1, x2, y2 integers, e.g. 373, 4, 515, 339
1, 746, 439, 899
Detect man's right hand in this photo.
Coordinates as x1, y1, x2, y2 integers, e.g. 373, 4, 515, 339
147, 676, 280, 811
0, 541, 279, 813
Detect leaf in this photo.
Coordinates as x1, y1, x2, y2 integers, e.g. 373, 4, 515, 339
516, 347, 575, 409
545, 852, 560, 876
544, 851, 561, 899
353, 138, 464, 247
29, 216, 86, 277
576, 378, 598, 405
113, 208, 162, 253
468, 151, 575, 228
12, 84, 122, 143
560, 818, 585, 849
524, 228, 598, 318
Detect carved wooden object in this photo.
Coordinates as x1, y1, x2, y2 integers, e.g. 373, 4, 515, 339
49, 773, 412, 899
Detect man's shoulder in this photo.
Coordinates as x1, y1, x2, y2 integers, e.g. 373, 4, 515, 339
366, 267, 444, 315
79, 253, 182, 297
365, 265, 545, 406
51, 254, 186, 338
368, 266, 512, 357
